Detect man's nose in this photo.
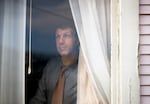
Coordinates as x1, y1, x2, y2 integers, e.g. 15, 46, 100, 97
59, 36, 64, 44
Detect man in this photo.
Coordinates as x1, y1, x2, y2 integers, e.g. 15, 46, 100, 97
29, 24, 79, 104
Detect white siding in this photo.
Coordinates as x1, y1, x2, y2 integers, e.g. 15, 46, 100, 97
139, 0, 150, 104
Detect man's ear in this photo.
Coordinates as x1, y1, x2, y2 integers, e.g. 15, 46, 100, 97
74, 39, 80, 57
75, 37, 79, 47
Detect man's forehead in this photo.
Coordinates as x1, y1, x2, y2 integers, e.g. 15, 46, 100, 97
56, 27, 73, 31
56, 27, 73, 34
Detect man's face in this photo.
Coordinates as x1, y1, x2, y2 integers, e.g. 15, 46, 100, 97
56, 27, 76, 56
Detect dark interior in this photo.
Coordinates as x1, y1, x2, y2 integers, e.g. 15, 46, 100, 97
25, 0, 74, 103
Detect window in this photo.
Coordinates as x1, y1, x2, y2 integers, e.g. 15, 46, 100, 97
0, 0, 140, 104
25, 0, 79, 103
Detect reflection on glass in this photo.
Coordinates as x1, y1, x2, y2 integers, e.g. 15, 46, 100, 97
26, 0, 79, 104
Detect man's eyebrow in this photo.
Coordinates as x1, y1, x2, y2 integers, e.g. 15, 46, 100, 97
64, 31, 72, 34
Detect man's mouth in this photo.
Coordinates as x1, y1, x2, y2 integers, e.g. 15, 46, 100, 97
59, 47, 66, 51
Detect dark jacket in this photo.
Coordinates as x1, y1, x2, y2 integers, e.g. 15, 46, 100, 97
29, 57, 78, 104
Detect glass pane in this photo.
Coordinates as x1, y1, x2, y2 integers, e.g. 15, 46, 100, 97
25, 0, 79, 104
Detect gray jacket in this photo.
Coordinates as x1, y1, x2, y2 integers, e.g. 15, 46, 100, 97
29, 57, 78, 104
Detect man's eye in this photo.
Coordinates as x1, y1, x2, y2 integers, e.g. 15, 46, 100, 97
64, 34, 71, 38
56, 35, 60, 39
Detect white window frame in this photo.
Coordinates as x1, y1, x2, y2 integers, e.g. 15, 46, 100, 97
0, 0, 140, 103
111, 0, 140, 104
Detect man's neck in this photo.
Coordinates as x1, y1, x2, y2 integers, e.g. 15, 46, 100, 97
61, 55, 76, 66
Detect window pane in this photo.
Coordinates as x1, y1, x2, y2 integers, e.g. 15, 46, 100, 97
25, 0, 79, 104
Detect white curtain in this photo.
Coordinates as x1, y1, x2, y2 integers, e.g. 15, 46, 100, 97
0, 0, 26, 104
69, 0, 110, 104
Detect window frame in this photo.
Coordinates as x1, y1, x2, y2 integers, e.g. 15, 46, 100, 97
111, 0, 140, 104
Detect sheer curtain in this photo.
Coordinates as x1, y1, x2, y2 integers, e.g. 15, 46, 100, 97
69, 0, 110, 104
0, 0, 26, 104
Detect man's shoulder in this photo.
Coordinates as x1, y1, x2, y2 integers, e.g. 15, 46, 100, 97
43, 56, 61, 71
46, 56, 61, 65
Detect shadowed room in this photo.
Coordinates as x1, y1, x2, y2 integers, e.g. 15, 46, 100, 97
25, 0, 74, 103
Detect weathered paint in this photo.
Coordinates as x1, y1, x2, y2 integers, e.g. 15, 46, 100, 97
111, 0, 139, 104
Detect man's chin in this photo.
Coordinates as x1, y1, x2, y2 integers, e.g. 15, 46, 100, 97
60, 52, 73, 57
59, 52, 68, 56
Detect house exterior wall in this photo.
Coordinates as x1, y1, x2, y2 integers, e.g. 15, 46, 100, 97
139, 0, 150, 104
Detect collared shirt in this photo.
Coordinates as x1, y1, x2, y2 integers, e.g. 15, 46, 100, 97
29, 56, 78, 104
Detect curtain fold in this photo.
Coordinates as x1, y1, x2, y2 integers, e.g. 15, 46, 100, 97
0, 0, 26, 104
69, 0, 110, 103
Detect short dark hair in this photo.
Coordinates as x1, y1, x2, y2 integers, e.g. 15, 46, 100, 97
55, 23, 78, 41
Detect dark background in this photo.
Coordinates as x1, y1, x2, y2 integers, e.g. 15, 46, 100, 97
25, 0, 74, 103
